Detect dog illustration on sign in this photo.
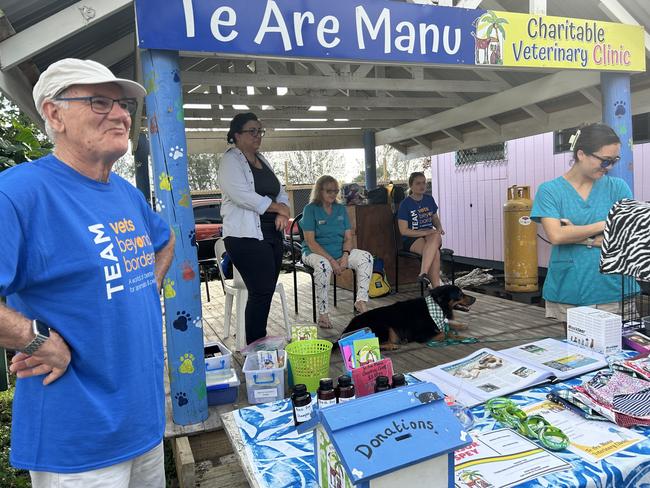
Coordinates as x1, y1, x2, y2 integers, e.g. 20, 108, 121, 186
473, 11, 508, 65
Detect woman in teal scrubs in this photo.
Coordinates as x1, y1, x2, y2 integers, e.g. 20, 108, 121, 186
531, 123, 632, 323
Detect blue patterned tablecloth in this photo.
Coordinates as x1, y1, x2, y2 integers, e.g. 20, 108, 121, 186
234, 375, 650, 487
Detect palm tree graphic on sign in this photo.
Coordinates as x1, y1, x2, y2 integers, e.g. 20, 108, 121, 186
459, 469, 494, 487
473, 11, 508, 65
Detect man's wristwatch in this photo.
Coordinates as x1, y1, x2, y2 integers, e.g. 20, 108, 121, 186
21, 320, 50, 355
586, 237, 595, 249
342, 250, 351, 255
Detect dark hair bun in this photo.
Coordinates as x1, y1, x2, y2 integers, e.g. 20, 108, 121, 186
227, 112, 259, 144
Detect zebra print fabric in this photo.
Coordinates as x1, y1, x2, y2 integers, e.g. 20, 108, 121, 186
600, 198, 650, 282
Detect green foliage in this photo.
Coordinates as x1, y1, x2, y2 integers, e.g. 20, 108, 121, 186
0, 95, 51, 172
0, 379, 31, 488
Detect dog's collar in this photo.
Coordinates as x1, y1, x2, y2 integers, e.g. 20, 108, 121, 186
425, 295, 448, 333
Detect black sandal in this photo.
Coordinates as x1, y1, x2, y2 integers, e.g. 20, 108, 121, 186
417, 273, 432, 288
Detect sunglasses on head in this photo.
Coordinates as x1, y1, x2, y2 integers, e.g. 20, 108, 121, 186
589, 153, 620, 169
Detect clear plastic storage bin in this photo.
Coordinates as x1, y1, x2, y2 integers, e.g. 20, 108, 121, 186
204, 340, 232, 371
242, 350, 287, 404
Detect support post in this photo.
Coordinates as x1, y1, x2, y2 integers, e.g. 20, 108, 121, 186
363, 129, 377, 190
601, 73, 635, 195
0, 348, 8, 392
141, 49, 208, 425
134, 132, 152, 203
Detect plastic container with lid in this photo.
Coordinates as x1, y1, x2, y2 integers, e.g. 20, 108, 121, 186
243, 349, 287, 404
205, 368, 240, 405
204, 340, 232, 371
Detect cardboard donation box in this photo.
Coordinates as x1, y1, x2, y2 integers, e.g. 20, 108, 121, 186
299, 382, 471, 488
567, 306, 622, 355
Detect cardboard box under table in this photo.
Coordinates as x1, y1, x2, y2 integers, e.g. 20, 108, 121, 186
299, 382, 471, 488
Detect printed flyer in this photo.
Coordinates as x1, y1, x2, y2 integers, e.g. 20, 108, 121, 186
523, 400, 644, 463
454, 429, 570, 488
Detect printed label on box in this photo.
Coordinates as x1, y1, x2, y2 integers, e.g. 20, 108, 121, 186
254, 388, 279, 400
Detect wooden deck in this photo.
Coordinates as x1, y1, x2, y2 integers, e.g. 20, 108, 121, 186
165, 270, 566, 487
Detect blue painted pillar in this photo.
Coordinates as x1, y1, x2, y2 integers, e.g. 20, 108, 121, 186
601, 73, 634, 194
142, 49, 208, 425
364, 129, 377, 190
134, 132, 152, 203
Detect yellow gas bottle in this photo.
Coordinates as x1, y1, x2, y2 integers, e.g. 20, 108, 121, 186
503, 185, 538, 292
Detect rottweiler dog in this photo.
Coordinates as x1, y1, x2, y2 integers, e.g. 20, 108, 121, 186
340, 285, 476, 350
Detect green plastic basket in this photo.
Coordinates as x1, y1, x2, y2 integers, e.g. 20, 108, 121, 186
285, 339, 333, 393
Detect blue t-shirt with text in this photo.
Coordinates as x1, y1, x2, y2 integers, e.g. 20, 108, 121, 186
397, 194, 439, 244
0, 155, 170, 472
301, 203, 351, 260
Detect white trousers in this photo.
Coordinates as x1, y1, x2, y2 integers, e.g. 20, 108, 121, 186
303, 249, 373, 315
30, 441, 165, 488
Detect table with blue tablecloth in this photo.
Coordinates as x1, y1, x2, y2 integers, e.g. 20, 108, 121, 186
220, 373, 650, 488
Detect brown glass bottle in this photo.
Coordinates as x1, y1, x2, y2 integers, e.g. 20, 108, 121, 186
391, 373, 406, 388
291, 384, 313, 425
374, 375, 391, 393
336, 375, 356, 403
317, 378, 337, 409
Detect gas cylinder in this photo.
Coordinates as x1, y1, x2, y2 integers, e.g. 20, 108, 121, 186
503, 185, 538, 292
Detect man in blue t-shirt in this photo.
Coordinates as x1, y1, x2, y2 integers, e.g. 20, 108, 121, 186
0, 59, 175, 486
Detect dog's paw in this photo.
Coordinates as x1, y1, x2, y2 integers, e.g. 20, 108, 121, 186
449, 322, 469, 331
380, 343, 400, 351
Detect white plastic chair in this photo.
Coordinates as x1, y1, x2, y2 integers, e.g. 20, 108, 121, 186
214, 239, 290, 351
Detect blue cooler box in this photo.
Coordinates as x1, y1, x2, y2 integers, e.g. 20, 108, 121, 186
206, 368, 240, 406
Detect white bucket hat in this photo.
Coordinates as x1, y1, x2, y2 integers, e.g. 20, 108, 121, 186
33, 58, 146, 118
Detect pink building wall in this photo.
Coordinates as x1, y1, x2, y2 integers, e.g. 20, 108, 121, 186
430, 132, 650, 268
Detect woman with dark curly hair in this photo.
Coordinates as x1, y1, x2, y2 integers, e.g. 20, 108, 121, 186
217, 112, 290, 344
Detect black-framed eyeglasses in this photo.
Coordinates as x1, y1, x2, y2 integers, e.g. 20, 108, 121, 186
589, 153, 621, 169
240, 128, 266, 137
53, 96, 138, 115
324, 189, 339, 194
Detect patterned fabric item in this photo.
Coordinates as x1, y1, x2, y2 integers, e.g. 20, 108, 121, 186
424, 295, 448, 333
600, 198, 650, 281
584, 371, 650, 417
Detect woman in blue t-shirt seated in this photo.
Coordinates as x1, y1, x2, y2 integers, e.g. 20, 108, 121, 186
301, 175, 374, 328
397, 172, 445, 288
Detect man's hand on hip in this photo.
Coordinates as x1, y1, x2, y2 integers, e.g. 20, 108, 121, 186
10, 330, 71, 385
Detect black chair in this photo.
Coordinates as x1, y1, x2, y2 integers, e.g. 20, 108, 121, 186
393, 215, 455, 294
290, 213, 357, 323
197, 237, 220, 301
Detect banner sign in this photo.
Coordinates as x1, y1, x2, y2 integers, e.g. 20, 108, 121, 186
135, 0, 645, 72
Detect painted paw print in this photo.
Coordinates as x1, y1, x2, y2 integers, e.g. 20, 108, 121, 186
163, 278, 176, 299
155, 200, 166, 213
189, 230, 197, 247
179, 191, 190, 208
173, 311, 191, 332
182, 261, 196, 281
614, 100, 627, 117
175, 392, 188, 407
172, 69, 181, 83
159, 172, 173, 191
179, 353, 195, 374
195, 381, 207, 401
169, 145, 184, 160
193, 316, 203, 328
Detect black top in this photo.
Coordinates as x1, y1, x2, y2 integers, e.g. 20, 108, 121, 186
249, 156, 281, 224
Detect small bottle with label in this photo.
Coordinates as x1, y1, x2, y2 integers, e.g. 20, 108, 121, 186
291, 384, 313, 426
317, 378, 337, 409
391, 373, 406, 388
374, 375, 391, 393
336, 375, 356, 403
